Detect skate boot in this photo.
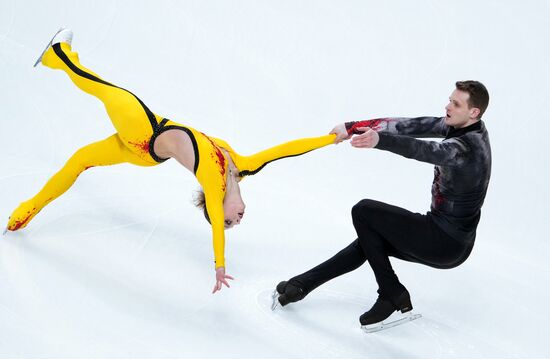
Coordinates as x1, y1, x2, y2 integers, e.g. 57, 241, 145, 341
360, 290, 413, 325
34, 27, 73, 67
271, 280, 287, 310
6, 200, 40, 232
276, 281, 288, 295
271, 281, 306, 310
360, 289, 421, 332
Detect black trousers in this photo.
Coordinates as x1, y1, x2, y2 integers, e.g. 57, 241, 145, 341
289, 199, 474, 301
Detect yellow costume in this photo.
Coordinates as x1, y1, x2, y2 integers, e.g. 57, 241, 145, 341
7, 42, 336, 268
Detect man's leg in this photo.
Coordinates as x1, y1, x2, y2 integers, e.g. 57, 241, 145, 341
351, 199, 465, 305
277, 239, 367, 305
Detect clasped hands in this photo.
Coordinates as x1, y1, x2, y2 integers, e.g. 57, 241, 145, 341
212, 123, 379, 294
330, 123, 379, 148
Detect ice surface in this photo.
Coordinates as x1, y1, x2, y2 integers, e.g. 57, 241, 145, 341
1, 1, 549, 358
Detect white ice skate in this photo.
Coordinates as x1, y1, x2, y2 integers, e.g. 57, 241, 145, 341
361, 311, 422, 333
33, 27, 73, 67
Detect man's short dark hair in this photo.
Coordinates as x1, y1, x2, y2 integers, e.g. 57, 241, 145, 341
455, 80, 490, 119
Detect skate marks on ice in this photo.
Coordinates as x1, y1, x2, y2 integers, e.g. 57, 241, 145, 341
257, 288, 516, 359
0, 225, 215, 344
257, 288, 433, 359
257, 288, 372, 359
270, 287, 422, 333
264, 288, 423, 332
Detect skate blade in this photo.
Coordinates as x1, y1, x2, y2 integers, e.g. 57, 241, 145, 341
361, 312, 422, 333
33, 27, 65, 67
271, 289, 281, 311
2, 227, 7, 236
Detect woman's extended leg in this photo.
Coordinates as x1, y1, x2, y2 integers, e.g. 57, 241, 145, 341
7, 134, 151, 231
41, 40, 161, 162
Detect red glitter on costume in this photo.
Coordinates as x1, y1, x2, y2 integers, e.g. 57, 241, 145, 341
10, 208, 36, 231
348, 118, 396, 134
213, 148, 226, 176
128, 139, 150, 154
434, 192, 445, 207
84, 166, 95, 171
433, 168, 445, 207
200, 132, 227, 192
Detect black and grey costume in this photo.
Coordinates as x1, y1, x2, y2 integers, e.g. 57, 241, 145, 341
282, 116, 491, 309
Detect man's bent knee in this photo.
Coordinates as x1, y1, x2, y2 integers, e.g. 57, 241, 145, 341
351, 199, 378, 221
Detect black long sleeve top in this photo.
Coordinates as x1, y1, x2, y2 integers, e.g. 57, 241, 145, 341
346, 117, 492, 243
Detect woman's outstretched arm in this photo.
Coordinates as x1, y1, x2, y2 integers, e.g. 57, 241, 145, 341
234, 134, 336, 177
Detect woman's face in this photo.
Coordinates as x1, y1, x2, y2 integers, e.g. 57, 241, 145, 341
223, 197, 245, 229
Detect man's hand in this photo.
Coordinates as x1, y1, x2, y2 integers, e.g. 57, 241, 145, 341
350, 127, 379, 148
329, 123, 351, 144
212, 267, 234, 294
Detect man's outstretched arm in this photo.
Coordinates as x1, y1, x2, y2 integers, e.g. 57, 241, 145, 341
344, 117, 448, 138
351, 128, 470, 167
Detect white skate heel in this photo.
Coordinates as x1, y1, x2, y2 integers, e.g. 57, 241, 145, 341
33, 27, 73, 67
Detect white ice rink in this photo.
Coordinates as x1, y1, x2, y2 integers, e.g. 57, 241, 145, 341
1, 1, 549, 358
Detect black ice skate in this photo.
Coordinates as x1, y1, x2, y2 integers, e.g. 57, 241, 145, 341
360, 290, 421, 333
271, 281, 306, 310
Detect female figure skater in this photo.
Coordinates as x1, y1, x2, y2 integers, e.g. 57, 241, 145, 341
5, 29, 337, 293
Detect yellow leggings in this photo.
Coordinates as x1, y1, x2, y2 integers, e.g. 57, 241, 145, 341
7, 42, 336, 241
7, 42, 161, 230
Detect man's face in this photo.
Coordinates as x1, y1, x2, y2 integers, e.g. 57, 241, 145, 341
445, 89, 479, 128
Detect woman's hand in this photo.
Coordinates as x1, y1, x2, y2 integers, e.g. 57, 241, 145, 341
212, 267, 234, 294
329, 123, 351, 144
350, 127, 380, 148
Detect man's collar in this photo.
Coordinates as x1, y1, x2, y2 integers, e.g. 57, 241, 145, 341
446, 120, 482, 139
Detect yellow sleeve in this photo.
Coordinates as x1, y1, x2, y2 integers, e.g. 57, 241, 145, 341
236, 134, 336, 176
196, 142, 229, 269
203, 187, 226, 269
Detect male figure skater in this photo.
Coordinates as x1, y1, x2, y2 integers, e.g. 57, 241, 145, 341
275, 81, 491, 329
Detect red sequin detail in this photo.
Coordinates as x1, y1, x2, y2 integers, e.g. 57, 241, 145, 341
128, 139, 150, 154
10, 208, 36, 231
200, 132, 227, 192
349, 118, 396, 134
433, 168, 445, 206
